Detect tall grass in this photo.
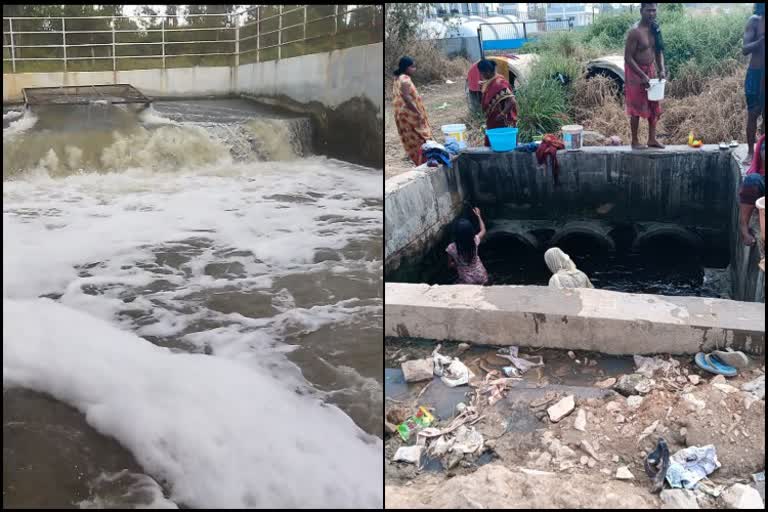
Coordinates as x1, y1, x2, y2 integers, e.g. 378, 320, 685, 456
515, 77, 569, 143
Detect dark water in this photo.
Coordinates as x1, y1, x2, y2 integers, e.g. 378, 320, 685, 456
413, 233, 728, 298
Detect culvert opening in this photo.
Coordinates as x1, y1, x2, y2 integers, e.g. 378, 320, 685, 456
390, 222, 730, 298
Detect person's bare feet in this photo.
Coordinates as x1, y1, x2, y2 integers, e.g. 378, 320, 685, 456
740, 227, 756, 245
648, 140, 665, 148
631, 143, 648, 150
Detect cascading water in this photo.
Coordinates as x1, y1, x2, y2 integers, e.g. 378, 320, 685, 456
2, 99, 382, 508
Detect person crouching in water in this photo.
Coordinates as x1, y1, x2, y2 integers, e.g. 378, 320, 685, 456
544, 247, 594, 289
478, 59, 518, 147
446, 207, 488, 285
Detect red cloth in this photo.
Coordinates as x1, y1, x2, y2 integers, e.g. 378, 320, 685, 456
747, 134, 766, 177
482, 74, 517, 147
624, 62, 662, 121
536, 134, 565, 186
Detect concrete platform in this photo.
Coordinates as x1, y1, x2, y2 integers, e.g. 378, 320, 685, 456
385, 282, 765, 355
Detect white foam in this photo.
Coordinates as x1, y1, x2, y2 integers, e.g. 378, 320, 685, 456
78, 470, 179, 509
4, 298, 383, 508
3, 109, 23, 121
3, 110, 38, 135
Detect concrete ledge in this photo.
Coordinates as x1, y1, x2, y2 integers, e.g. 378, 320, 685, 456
385, 282, 765, 355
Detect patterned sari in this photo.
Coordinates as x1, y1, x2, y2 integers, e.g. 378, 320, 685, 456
392, 74, 433, 166
481, 74, 517, 146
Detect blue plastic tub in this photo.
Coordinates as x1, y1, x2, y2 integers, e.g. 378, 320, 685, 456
486, 127, 518, 152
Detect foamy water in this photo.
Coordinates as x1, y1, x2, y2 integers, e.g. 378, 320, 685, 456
3, 102, 382, 508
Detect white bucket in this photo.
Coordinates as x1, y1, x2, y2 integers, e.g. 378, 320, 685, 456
441, 124, 467, 149
562, 124, 584, 151
647, 79, 666, 101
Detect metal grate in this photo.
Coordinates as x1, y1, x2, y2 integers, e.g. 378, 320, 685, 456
22, 84, 151, 106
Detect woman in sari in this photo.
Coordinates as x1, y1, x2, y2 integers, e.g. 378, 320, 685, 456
478, 59, 518, 147
392, 56, 433, 166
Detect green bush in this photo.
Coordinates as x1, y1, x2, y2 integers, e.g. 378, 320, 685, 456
583, 12, 635, 50
515, 77, 569, 143
529, 52, 584, 90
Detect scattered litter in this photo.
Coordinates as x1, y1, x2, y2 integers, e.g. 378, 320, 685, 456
634, 355, 679, 378
547, 395, 575, 423
432, 345, 475, 387
595, 377, 617, 389
568, 351, 576, 360
479, 370, 521, 406
456, 343, 471, 355
397, 406, 434, 442
393, 445, 422, 464
609, 135, 622, 146
615, 373, 653, 396
741, 375, 765, 400
616, 466, 634, 480
445, 79, 455, 84
696, 479, 723, 497
709, 349, 749, 369
665, 445, 721, 490
497, 346, 544, 374
753, 471, 765, 483
401, 358, 434, 382
450, 425, 484, 455
645, 438, 670, 494
436, 102, 450, 110
721, 483, 764, 509
502, 366, 520, 377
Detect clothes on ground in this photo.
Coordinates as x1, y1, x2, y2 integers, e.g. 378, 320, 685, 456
745, 67, 765, 114
393, 74, 434, 166
536, 134, 565, 186
443, 139, 461, 155
515, 142, 539, 153
665, 445, 721, 490
421, 141, 452, 168
625, 62, 663, 121
739, 134, 765, 205
446, 235, 489, 285
544, 247, 594, 289
481, 73, 518, 147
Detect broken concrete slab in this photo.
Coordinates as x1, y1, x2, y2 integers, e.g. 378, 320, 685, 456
401, 358, 433, 382
615, 374, 653, 396
660, 489, 700, 509
615, 466, 634, 480
721, 483, 764, 509
547, 395, 575, 423
573, 408, 587, 431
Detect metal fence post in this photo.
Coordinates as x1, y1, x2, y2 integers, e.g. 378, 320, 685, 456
334, 4, 338, 34
161, 17, 166, 68
278, 5, 282, 60
234, 17, 239, 67
9, 18, 16, 73
112, 16, 116, 72
256, 6, 260, 62
303, 5, 307, 45
62, 17, 67, 72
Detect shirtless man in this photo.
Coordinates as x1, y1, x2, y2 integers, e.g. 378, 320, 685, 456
742, 3, 765, 166
624, 3, 666, 150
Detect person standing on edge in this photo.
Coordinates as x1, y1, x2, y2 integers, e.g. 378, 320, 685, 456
477, 59, 518, 147
624, 3, 666, 150
742, 3, 765, 166
392, 56, 433, 166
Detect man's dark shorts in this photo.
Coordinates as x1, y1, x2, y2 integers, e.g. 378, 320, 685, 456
745, 67, 765, 114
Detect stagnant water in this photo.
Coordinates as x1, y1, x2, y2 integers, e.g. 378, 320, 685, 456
3, 100, 382, 508
397, 228, 730, 298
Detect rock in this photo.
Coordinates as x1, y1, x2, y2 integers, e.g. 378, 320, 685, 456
600, 468, 612, 475
741, 375, 765, 400
612, 455, 620, 463
456, 343, 471, 355
580, 455, 589, 466
615, 373, 648, 396
688, 375, 701, 385
721, 483, 764, 509
587, 458, 596, 468
711, 374, 727, 385
615, 414, 625, 423
682, 393, 706, 412
660, 489, 700, 509
385, 421, 397, 434
634, 378, 654, 394
393, 445, 422, 464
605, 401, 621, 412
713, 383, 740, 394
615, 466, 634, 480
596, 377, 617, 388
573, 408, 587, 432
401, 358, 434, 382
568, 351, 576, 359
547, 395, 575, 423
557, 445, 577, 460
386, 406, 411, 425
534, 452, 552, 467
627, 395, 644, 409
580, 440, 600, 460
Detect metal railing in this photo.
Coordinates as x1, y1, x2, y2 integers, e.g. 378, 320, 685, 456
2, 5, 382, 73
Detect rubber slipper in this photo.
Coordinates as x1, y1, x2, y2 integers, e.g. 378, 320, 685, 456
695, 352, 737, 377
709, 350, 749, 369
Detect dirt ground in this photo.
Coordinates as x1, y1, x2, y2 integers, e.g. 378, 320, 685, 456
385, 77, 473, 180
385, 339, 765, 509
